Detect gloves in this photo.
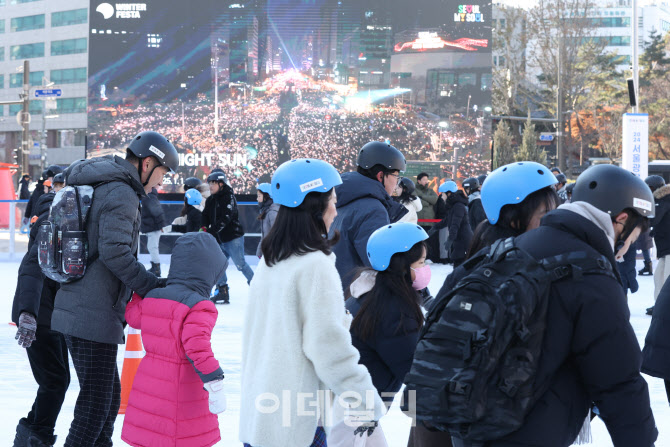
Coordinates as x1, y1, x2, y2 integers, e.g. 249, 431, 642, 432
162, 225, 172, 233
203, 379, 227, 414
16, 312, 37, 348
353, 420, 378, 437
156, 277, 168, 288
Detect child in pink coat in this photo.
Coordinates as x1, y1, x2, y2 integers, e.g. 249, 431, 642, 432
121, 232, 228, 447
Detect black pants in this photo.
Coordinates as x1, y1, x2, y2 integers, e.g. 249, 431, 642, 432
19, 326, 70, 439
407, 424, 454, 447
64, 335, 120, 447
665, 380, 670, 405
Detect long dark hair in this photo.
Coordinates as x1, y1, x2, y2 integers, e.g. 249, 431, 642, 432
261, 189, 339, 265
468, 186, 559, 257
257, 192, 272, 221
396, 186, 417, 205
349, 241, 426, 342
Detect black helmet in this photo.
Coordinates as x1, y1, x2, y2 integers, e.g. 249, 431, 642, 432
52, 173, 65, 184
462, 177, 480, 193
477, 174, 487, 185
399, 177, 415, 195
555, 173, 567, 185
207, 171, 228, 184
645, 175, 666, 193
127, 131, 179, 173
357, 141, 406, 172
40, 170, 49, 182
565, 183, 575, 194
572, 164, 655, 218
183, 177, 202, 191
550, 167, 562, 175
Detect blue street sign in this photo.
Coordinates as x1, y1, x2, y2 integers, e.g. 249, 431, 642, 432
539, 134, 555, 142
34, 89, 62, 98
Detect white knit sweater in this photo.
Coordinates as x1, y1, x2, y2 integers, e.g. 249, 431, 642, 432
240, 251, 386, 447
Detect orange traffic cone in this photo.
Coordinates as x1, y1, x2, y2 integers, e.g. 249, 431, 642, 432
118, 327, 144, 414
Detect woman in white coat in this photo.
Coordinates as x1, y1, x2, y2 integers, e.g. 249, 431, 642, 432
395, 177, 423, 224
240, 158, 386, 447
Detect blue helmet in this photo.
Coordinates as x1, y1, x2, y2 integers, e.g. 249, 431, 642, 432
367, 222, 429, 271
438, 181, 458, 193
271, 158, 342, 207
257, 183, 272, 196
185, 188, 203, 206
481, 161, 558, 225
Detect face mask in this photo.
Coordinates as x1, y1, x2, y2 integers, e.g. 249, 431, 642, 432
411, 265, 431, 290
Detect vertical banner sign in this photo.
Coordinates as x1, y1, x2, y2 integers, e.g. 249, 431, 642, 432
622, 113, 649, 180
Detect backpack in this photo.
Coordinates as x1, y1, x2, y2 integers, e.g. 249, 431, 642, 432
403, 237, 615, 442
37, 185, 95, 283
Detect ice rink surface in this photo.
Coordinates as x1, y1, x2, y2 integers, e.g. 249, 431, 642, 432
1, 254, 668, 446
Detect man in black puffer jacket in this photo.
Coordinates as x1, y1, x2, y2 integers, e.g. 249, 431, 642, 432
430, 186, 473, 267
203, 170, 251, 303
651, 182, 670, 304
12, 192, 69, 447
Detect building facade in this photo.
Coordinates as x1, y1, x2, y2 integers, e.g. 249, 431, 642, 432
0, 0, 88, 175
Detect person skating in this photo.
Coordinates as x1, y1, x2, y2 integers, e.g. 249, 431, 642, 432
461, 177, 487, 232
121, 232, 227, 447
12, 189, 68, 447
141, 187, 167, 277
255, 183, 279, 258
240, 158, 386, 447
329, 141, 408, 290
648, 175, 670, 315
19, 173, 31, 200
394, 177, 423, 224
429, 181, 473, 267
202, 170, 254, 303
51, 131, 177, 447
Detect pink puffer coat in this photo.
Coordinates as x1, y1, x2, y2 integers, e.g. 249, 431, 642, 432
121, 233, 227, 447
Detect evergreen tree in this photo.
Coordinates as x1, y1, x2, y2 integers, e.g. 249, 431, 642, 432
515, 113, 547, 165
493, 120, 515, 169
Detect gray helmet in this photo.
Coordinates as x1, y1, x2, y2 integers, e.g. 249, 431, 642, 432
207, 171, 227, 184
399, 177, 415, 195
127, 131, 179, 173
572, 164, 655, 218
183, 177, 202, 191
462, 177, 480, 193
555, 173, 567, 185
52, 173, 65, 184
357, 141, 406, 172
644, 175, 666, 193
477, 174, 487, 185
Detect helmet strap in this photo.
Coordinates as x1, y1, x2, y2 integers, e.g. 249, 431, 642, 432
139, 158, 159, 187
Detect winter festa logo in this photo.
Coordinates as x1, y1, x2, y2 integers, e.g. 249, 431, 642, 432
455, 5, 484, 22
96, 3, 147, 19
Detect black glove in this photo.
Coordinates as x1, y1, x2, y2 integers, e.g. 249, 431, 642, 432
444, 239, 453, 254
16, 312, 37, 348
353, 420, 378, 437
156, 277, 168, 288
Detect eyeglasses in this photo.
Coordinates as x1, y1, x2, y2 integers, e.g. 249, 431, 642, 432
387, 173, 401, 184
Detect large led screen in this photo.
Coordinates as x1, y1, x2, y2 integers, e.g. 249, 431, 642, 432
88, 0, 492, 193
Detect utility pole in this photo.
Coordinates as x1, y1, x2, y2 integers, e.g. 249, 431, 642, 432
557, 35, 565, 172
21, 60, 30, 175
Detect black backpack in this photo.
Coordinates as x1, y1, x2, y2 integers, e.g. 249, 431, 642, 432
403, 237, 615, 442
37, 185, 95, 283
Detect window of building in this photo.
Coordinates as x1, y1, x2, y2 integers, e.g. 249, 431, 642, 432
10, 101, 43, 115
52, 9, 88, 27
51, 68, 87, 84
458, 73, 477, 86
0, 47, 4, 61
481, 73, 493, 91
9, 71, 44, 87
0, 74, 4, 89
11, 14, 45, 32
56, 97, 86, 114
10, 43, 44, 59
11, 0, 41, 3
0, 19, 5, 33
51, 38, 87, 56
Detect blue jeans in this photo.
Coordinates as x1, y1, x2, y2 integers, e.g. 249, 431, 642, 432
217, 236, 254, 286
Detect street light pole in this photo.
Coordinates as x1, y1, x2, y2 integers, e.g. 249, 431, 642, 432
21, 60, 30, 175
